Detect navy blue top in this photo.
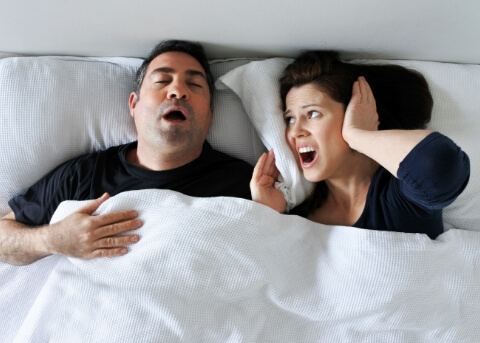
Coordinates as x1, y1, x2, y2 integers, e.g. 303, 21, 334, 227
9, 141, 253, 226
353, 132, 470, 239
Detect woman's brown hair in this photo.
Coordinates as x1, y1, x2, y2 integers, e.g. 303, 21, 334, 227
280, 51, 434, 215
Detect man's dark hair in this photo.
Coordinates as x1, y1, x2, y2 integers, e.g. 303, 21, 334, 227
133, 40, 215, 106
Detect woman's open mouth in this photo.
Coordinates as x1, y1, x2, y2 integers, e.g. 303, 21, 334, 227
298, 146, 317, 167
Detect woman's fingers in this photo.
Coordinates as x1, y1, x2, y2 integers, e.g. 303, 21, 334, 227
264, 149, 277, 176
253, 150, 277, 178
357, 76, 375, 105
252, 152, 268, 181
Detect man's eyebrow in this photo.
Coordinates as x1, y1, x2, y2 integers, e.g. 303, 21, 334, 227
149, 67, 207, 80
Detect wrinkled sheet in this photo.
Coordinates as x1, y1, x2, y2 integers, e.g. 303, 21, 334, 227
1, 189, 479, 342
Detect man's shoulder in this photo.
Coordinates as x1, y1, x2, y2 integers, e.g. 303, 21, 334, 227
204, 142, 253, 169
73, 141, 134, 162
207, 149, 253, 176
49, 142, 134, 177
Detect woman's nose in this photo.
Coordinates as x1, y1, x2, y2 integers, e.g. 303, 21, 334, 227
289, 121, 308, 138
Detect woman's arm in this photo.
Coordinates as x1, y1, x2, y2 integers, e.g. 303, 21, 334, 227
397, 132, 470, 209
342, 76, 432, 178
343, 77, 470, 208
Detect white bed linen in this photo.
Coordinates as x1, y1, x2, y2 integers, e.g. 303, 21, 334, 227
2, 189, 479, 342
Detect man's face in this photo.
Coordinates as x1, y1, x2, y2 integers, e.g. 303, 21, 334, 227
129, 51, 213, 162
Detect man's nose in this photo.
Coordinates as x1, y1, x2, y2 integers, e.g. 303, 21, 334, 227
167, 81, 188, 100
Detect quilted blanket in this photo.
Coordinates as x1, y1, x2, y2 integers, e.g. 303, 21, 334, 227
1, 189, 479, 342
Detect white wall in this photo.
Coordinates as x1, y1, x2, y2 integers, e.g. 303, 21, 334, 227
0, 0, 479, 63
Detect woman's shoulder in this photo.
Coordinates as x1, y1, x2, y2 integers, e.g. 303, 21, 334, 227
397, 131, 470, 209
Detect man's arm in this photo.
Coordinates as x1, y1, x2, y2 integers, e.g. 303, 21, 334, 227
0, 193, 142, 266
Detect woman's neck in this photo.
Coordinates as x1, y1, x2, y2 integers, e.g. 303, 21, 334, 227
308, 157, 379, 226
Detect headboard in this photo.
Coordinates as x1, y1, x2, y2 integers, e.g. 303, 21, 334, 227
1, 0, 479, 64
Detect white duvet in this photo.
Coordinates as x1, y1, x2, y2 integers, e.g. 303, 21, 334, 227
1, 189, 479, 342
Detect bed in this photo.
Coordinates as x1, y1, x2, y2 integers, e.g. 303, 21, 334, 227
1, 1, 480, 342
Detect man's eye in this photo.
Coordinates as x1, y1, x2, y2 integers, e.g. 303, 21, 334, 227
189, 83, 202, 88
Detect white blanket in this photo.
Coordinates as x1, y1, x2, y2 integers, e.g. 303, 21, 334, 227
2, 189, 480, 342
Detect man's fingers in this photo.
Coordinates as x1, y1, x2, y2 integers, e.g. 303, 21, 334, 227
90, 247, 129, 258
78, 192, 110, 215
95, 217, 142, 238
93, 209, 140, 228
93, 233, 139, 249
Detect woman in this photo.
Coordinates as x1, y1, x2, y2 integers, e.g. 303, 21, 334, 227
250, 51, 470, 239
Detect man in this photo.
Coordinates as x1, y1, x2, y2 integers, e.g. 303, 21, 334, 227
0, 40, 253, 266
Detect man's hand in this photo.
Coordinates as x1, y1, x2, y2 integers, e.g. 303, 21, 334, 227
44, 193, 142, 259
250, 150, 287, 213
0, 192, 142, 265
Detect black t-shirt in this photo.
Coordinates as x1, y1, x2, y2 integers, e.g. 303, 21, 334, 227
292, 132, 470, 239
354, 132, 469, 239
9, 141, 253, 226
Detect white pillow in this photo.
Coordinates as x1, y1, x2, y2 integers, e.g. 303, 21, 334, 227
209, 59, 265, 165
0, 56, 263, 216
217, 59, 314, 211
217, 57, 480, 232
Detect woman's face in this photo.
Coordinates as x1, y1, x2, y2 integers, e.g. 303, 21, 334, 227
284, 83, 351, 182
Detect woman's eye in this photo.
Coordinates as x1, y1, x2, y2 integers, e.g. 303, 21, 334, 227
189, 83, 202, 88
284, 116, 295, 125
309, 110, 320, 119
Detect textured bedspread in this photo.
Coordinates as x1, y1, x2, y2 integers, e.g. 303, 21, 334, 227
1, 189, 479, 342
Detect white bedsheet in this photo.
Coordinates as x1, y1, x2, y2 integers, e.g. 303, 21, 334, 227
1, 189, 479, 342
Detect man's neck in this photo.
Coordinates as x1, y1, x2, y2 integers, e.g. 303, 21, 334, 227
126, 142, 204, 171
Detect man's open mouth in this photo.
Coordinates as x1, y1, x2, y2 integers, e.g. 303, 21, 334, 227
298, 146, 317, 165
163, 110, 186, 122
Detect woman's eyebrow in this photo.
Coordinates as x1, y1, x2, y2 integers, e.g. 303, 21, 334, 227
284, 104, 318, 116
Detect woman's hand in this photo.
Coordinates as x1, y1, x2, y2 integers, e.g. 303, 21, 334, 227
341, 76, 432, 177
250, 150, 287, 213
342, 76, 380, 145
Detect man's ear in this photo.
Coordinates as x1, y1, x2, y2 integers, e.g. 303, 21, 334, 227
129, 92, 139, 118
209, 107, 214, 125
